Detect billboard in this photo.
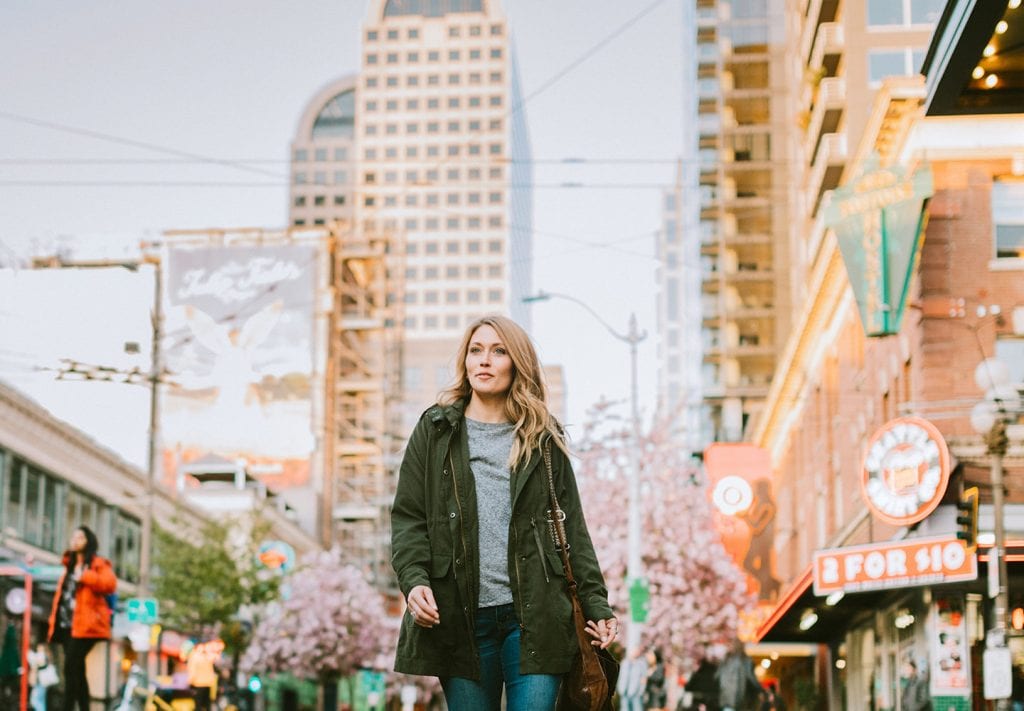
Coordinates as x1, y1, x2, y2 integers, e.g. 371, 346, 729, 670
160, 240, 323, 514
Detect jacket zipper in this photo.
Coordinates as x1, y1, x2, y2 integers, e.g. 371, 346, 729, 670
447, 450, 469, 583
531, 517, 550, 582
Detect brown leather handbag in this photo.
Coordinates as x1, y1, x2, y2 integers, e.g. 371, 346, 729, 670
543, 443, 619, 711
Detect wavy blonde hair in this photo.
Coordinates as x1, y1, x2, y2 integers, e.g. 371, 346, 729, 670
438, 315, 567, 468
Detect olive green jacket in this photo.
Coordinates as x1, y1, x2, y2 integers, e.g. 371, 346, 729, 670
391, 400, 614, 679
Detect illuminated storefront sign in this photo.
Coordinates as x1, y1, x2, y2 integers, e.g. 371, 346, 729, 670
862, 417, 951, 526
813, 536, 977, 596
825, 156, 933, 337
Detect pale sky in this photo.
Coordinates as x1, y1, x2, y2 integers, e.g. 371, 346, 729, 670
0, 0, 683, 466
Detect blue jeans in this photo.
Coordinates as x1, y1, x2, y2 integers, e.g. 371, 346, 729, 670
441, 603, 562, 711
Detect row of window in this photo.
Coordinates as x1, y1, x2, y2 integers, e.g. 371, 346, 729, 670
367, 71, 503, 90
404, 313, 503, 331
405, 261, 504, 277
406, 239, 503, 256
867, 47, 928, 86
292, 214, 506, 231
294, 194, 348, 207
1, 448, 142, 583
366, 24, 503, 42
366, 47, 503, 66
405, 288, 504, 305
364, 191, 505, 207
293, 165, 505, 191
366, 95, 504, 111
361, 141, 504, 162
294, 147, 348, 163
366, 121, 504, 141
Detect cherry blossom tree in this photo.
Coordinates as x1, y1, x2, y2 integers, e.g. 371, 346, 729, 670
572, 401, 753, 669
241, 548, 389, 710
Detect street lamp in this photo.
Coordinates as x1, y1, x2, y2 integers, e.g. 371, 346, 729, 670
970, 356, 1021, 705
522, 290, 648, 652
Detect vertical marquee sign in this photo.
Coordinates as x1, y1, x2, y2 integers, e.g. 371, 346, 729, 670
825, 155, 933, 337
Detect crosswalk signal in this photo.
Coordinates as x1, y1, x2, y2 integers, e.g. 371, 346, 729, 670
956, 486, 979, 550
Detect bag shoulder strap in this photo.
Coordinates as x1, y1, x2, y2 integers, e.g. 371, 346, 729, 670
543, 440, 578, 589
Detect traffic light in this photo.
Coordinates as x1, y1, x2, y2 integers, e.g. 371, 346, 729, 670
248, 675, 262, 694
956, 486, 979, 550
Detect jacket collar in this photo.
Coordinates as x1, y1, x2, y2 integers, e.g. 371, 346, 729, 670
426, 398, 467, 430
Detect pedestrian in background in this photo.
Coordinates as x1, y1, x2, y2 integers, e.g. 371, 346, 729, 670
900, 659, 929, 711
645, 648, 667, 710
47, 525, 117, 711
391, 315, 618, 711
28, 642, 56, 711
617, 646, 649, 711
716, 639, 762, 711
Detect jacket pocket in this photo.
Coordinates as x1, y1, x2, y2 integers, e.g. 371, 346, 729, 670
430, 553, 451, 579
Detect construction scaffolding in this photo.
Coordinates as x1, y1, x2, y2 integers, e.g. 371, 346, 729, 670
324, 221, 403, 587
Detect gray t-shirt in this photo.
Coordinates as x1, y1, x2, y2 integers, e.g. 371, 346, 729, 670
466, 417, 516, 607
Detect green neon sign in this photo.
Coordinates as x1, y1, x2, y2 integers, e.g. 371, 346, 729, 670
825, 155, 933, 337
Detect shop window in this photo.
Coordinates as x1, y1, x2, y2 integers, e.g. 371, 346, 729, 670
993, 180, 1024, 259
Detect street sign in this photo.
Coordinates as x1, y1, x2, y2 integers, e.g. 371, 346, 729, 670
629, 578, 650, 623
983, 647, 1012, 699
126, 597, 159, 624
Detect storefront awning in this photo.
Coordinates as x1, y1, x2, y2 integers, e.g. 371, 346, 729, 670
756, 566, 907, 644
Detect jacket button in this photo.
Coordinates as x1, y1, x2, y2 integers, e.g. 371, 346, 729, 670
525, 602, 531, 609
443, 469, 449, 476
455, 558, 462, 566
530, 651, 537, 657
520, 555, 527, 561
450, 512, 456, 518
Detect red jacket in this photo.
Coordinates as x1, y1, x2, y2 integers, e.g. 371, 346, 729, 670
47, 554, 118, 641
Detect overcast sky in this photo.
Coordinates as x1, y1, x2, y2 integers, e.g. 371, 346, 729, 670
0, 0, 683, 466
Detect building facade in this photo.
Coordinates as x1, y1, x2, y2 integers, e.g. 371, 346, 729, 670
752, 2, 1024, 707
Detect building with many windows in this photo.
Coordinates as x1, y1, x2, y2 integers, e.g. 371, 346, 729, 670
287, 0, 533, 432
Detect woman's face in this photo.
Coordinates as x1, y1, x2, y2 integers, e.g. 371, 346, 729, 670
465, 325, 513, 399
69, 529, 87, 552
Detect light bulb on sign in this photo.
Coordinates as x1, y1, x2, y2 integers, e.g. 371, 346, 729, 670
4, 588, 26, 615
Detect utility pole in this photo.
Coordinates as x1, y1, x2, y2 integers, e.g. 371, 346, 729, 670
31, 253, 163, 593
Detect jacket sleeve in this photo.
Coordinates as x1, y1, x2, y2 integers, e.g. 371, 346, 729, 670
80, 558, 117, 594
391, 417, 433, 599
555, 444, 614, 623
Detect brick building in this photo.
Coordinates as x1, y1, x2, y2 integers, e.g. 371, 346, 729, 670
750, 3, 1024, 708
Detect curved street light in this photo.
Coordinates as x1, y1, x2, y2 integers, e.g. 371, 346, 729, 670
523, 290, 648, 653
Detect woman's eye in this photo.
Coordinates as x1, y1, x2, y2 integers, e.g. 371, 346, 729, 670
495, 348, 507, 355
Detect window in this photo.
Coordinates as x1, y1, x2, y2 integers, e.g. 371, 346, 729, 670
468, 217, 481, 228
449, 26, 460, 38
468, 192, 481, 204
407, 51, 419, 62
489, 95, 502, 107
293, 148, 308, 162
314, 195, 325, 206
334, 195, 346, 206
428, 50, 440, 62
489, 143, 502, 155
428, 98, 439, 109
425, 316, 439, 329
467, 265, 482, 278
488, 215, 503, 227
868, 0, 944, 26
366, 76, 378, 88
446, 266, 460, 278
867, 49, 917, 84
469, 168, 482, 180
425, 266, 439, 279
448, 73, 461, 85
446, 315, 460, 329
447, 193, 460, 205
386, 123, 398, 135
111, 512, 141, 583
406, 146, 418, 158
404, 291, 418, 304
490, 71, 502, 83
427, 193, 439, 206
447, 217, 460, 229
490, 48, 503, 59
426, 241, 440, 254
407, 122, 419, 134
387, 29, 399, 40
365, 124, 378, 136
488, 239, 503, 253
488, 289, 503, 303
334, 147, 347, 160
406, 243, 418, 255
425, 291, 439, 304
293, 196, 306, 207
314, 148, 327, 161
491, 24, 503, 35
407, 99, 420, 110
467, 240, 482, 254
387, 76, 399, 87
469, 144, 481, 155
366, 53, 378, 65
448, 121, 461, 133
409, 28, 419, 39
386, 100, 399, 110
467, 290, 481, 303
428, 74, 440, 85
470, 72, 482, 84
449, 50, 461, 60
993, 180, 1024, 259
446, 241, 460, 254
366, 100, 378, 111
385, 147, 398, 158
470, 49, 482, 60
470, 25, 482, 36
404, 218, 418, 229
367, 30, 378, 41
488, 191, 503, 204
446, 168, 460, 181
489, 119, 502, 130
449, 97, 461, 108
446, 290, 459, 304
427, 145, 440, 156
427, 121, 440, 133
488, 264, 502, 277
387, 53, 399, 64
996, 337, 1024, 384
488, 167, 502, 179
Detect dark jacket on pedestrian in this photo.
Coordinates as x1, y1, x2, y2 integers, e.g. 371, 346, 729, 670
901, 672, 930, 711
391, 399, 613, 679
716, 650, 762, 710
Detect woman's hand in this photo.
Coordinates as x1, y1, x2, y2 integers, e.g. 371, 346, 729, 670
407, 585, 440, 628
585, 618, 618, 649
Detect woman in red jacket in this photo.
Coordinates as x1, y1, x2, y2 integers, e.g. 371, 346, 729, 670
47, 525, 117, 711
